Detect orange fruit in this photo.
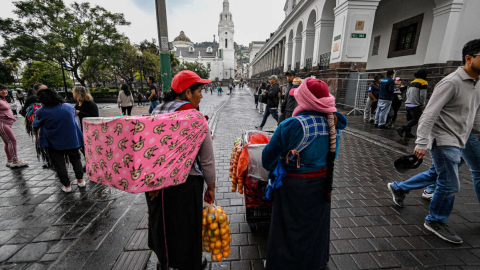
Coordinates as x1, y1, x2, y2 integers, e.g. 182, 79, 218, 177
208, 207, 216, 214
215, 240, 222, 249
203, 241, 208, 246
238, 183, 243, 189
216, 254, 223, 261
220, 222, 227, 228
220, 228, 227, 235
218, 214, 226, 224
223, 251, 230, 258
213, 228, 220, 236
223, 244, 230, 251
211, 254, 216, 261
202, 218, 207, 226
210, 236, 218, 242
221, 240, 228, 247
228, 236, 232, 242
231, 187, 236, 192
238, 190, 243, 194
209, 223, 218, 230
212, 248, 221, 255
202, 210, 207, 217
209, 242, 215, 249
221, 233, 228, 240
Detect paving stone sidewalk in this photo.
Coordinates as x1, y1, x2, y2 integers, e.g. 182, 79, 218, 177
1, 87, 480, 270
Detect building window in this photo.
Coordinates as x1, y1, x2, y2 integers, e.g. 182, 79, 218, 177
372, 35, 380, 56
207, 63, 211, 69
189, 46, 195, 52
225, 39, 228, 48
388, 14, 424, 58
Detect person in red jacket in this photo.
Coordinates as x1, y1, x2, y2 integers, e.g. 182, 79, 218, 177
0, 84, 28, 168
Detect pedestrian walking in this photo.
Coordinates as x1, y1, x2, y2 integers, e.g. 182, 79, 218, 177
147, 76, 160, 114
374, 70, 395, 129
148, 70, 216, 270
73, 86, 99, 130
255, 75, 280, 131
136, 90, 144, 106
16, 90, 24, 107
0, 84, 28, 168
364, 75, 381, 123
262, 78, 347, 269
387, 39, 480, 244
217, 86, 222, 96
279, 70, 300, 124
257, 83, 267, 114
33, 88, 85, 193
254, 85, 260, 109
7, 89, 14, 103
118, 84, 135, 116
397, 69, 428, 138
386, 77, 405, 127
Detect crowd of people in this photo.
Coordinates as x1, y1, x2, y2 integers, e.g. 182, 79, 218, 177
0, 38, 479, 269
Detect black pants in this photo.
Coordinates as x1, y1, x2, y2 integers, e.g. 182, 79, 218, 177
137, 98, 143, 105
18, 98, 25, 106
121, 106, 133, 116
48, 147, 83, 187
402, 106, 423, 133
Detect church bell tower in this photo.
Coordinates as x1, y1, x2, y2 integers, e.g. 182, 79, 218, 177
218, 0, 235, 80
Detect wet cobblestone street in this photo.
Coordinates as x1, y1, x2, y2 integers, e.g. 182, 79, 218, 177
1, 87, 480, 270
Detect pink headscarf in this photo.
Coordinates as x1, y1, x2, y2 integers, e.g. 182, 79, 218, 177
292, 77, 337, 116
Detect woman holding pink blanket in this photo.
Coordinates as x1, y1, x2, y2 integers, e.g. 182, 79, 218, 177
147, 70, 216, 270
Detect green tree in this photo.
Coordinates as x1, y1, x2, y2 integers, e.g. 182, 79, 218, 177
0, 0, 130, 87
0, 61, 15, 85
177, 61, 210, 79
22, 61, 72, 89
109, 39, 139, 89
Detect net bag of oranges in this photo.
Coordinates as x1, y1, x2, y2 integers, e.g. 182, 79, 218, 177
202, 204, 232, 262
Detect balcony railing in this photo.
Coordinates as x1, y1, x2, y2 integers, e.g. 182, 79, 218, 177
295, 62, 300, 74
317, 52, 331, 71
304, 58, 312, 72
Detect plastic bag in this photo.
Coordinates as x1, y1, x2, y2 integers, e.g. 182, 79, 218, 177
202, 204, 232, 262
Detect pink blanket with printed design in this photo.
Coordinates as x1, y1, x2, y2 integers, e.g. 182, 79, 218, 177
83, 110, 208, 193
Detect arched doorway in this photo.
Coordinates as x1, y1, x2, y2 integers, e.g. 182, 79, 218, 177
293, 21, 303, 73
303, 9, 317, 71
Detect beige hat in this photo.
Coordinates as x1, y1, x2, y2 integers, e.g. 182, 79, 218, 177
293, 77, 302, 85
269, 75, 278, 81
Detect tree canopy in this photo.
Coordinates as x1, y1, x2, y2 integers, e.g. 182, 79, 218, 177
0, 61, 15, 85
21, 61, 72, 89
0, 0, 130, 87
177, 61, 210, 79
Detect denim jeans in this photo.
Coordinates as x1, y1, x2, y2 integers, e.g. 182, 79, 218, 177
149, 100, 159, 114
392, 141, 462, 224
374, 99, 392, 126
422, 135, 480, 204
260, 107, 279, 128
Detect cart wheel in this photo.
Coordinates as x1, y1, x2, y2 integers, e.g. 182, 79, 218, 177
249, 222, 258, 232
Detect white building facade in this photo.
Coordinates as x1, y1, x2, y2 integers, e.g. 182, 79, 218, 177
250, 0, 479, 79
172, 0, 236, 81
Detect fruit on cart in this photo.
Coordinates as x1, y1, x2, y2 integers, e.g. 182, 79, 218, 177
202, 204, 232, 262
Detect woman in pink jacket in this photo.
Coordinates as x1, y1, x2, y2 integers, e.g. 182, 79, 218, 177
0, 84, 28, 168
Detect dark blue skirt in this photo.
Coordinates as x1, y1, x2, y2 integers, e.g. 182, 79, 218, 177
266, 176, 331, 270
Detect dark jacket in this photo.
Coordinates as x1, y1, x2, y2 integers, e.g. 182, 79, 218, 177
20, 95, 39, 117
33, 103, 84, 150
75, 101, 99, 129
379, 77, 395, 101
284, 84, 299, 112
266, 83, 280, 109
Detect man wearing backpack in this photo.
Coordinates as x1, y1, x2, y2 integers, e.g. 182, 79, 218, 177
20, 83, 46, 117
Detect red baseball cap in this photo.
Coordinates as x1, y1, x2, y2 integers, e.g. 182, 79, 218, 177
171, 70, 212, 93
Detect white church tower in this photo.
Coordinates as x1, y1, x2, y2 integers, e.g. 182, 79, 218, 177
218, 0, 235, 80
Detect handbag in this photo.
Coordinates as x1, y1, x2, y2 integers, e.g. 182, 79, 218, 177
259, 92, 268, 104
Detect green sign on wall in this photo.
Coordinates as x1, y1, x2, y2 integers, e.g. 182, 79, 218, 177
334, 35, 341, 41
351, 33, 367, 38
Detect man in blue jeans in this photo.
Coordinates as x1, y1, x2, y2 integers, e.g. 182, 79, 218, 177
387, 39, 480, 244
374, 70, 395, 129
147, 76, 160, 114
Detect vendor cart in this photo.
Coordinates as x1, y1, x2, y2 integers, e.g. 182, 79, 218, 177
241, 130, 274, 232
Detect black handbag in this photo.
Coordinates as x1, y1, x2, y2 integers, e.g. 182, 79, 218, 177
259, 92, 268, 104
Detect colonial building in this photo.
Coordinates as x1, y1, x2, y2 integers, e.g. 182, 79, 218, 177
248, 41, 266, 78
250, 0, 479, 84
172, 0, 236, 81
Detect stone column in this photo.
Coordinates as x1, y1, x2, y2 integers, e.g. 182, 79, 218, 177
329, 0, 380, 70
284, 40, 292, 72
312, 19, 334, 68
300, 29, 315, 70
291, 37, 302, 71
424, 0, 463, 64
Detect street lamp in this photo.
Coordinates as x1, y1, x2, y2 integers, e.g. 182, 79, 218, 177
136, 49, 144, 91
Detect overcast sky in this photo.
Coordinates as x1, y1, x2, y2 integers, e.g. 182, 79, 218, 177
0, 0, 285, 47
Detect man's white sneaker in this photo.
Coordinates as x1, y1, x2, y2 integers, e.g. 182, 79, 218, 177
77, 180, 86, 187
62, 186, 72, 193
422, 190, 434, 201
5, 160, 13, 167
9, 160, 29, 168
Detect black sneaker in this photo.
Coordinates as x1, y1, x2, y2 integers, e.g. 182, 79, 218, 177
387, 183, 406, 207
424, 222, 463, 244
379, 125, 390, 130
374, 124, 378, 128
396, 127, 405, 137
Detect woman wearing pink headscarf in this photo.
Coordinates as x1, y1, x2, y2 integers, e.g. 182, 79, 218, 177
262, 78, 347, 269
